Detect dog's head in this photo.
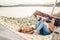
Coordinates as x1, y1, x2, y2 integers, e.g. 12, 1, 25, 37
18, 26, 34, 34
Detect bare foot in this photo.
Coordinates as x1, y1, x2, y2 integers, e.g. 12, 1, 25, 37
34, 30, 39, 35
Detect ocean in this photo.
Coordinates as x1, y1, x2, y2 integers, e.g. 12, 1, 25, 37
0, 7, 60, 18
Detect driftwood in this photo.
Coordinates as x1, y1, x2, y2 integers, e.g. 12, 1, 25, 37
33, 10, 60, 20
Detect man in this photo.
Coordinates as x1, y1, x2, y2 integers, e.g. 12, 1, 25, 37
34, 16, 56, 35
34, 16, 51, 35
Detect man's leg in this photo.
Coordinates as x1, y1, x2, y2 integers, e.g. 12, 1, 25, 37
35, 20, 42, 29
40, 24, 51, 35
35, 20, 51, 35
36, 21, 44, 32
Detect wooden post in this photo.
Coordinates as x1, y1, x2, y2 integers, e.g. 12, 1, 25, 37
51, 0, 57, 15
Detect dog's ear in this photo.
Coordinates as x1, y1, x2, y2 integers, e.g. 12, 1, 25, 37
18, 26, 24, 32
18, 27, 23, 32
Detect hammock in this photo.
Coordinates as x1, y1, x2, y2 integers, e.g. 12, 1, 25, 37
0, 19, 53, 40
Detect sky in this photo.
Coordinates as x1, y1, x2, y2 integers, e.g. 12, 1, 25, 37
0, 0, 58, 5
0, 0, 60, 18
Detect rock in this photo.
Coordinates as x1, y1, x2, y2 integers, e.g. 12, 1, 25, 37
52, 27, 60, 40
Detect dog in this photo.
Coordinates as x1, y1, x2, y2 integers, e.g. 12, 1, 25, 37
18, 26, 34, 34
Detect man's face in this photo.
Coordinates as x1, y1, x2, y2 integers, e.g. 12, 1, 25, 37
36, 15, 42, 20
41, 17, 46, 21
51, 18, 55, 24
